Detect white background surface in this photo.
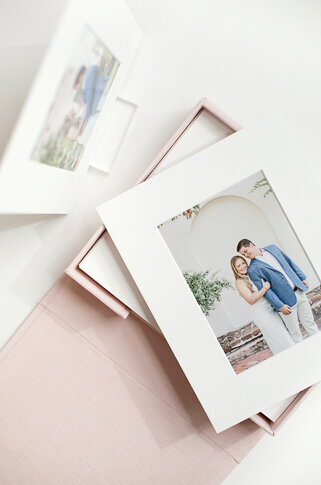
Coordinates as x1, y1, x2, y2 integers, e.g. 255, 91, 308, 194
1, 0, 321, 482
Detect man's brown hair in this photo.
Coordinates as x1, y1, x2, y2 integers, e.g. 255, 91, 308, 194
236, 239, 254, 252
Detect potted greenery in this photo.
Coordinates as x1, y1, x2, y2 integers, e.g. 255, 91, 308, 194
183, 270, 233, 316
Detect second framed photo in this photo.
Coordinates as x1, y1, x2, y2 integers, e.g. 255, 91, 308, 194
0, 0, 142, 214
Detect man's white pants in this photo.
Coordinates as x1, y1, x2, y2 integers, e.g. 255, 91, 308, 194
279, 289, 319, 343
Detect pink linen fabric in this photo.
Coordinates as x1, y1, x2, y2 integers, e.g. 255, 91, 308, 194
0, 275, 264, 484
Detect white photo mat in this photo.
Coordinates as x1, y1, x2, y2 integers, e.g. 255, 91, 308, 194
97, 114, 321, 432
0, 0, 141, 214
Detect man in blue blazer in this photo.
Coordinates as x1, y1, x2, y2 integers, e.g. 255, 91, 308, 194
237, 239, 319, 343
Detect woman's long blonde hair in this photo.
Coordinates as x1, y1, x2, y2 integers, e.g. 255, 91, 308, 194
230, 255, 253, 291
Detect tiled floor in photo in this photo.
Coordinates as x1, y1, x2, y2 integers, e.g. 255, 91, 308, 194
233, 349, 273, 374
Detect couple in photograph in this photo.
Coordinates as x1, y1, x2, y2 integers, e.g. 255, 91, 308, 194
230, 239, 319, 354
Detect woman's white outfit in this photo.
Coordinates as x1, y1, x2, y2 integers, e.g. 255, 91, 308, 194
248, 279, 295, 354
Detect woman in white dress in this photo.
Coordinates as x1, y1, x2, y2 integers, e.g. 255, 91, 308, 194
230, 255, 295, 354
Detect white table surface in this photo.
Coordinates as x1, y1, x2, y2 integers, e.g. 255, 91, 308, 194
1, 0, 321, 482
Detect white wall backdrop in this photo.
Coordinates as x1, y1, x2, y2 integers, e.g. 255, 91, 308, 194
159, 171, 319, 336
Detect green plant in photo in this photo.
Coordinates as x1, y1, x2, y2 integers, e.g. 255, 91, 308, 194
183, 270, 233, 316
250, 177, 272, 198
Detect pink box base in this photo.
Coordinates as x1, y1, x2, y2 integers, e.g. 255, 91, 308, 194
0, 274, 266, 483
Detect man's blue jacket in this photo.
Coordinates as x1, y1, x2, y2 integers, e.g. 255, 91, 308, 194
247, 244, 306, 311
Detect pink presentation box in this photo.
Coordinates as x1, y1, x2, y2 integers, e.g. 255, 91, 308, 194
65, 98, 315, 435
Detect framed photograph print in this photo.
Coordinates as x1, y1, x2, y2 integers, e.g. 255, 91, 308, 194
0, 0, 142, 214
97, 113, 321, 432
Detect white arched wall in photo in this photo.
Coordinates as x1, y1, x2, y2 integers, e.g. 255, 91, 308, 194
190, 195, 283, 336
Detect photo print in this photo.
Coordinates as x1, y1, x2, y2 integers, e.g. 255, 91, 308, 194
32, 25, 120, 172
159, 171, 321, 374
